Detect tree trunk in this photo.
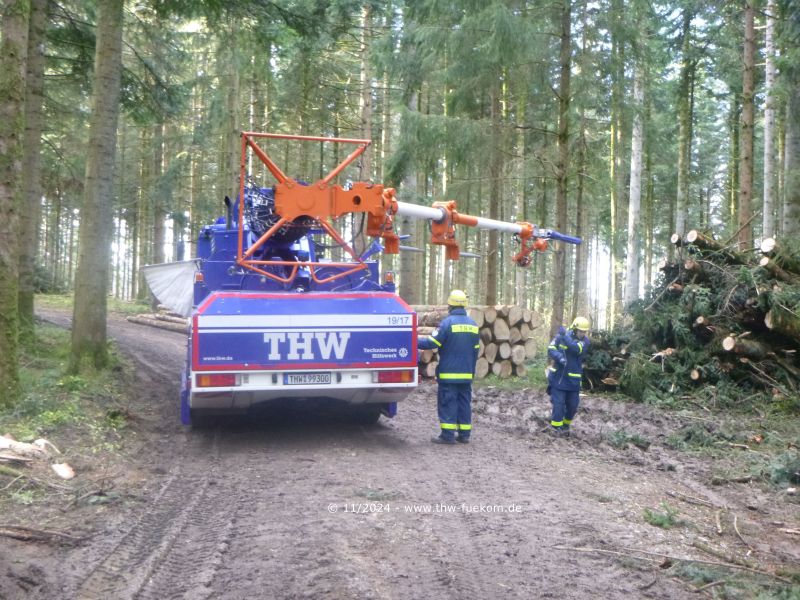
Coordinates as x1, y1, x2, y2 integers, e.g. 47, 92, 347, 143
762, 0, 777, 238
398, 89, 422, 304
0, 0, 30, 406
354, 3, 372, 257
150, 123, 165, 310
765, 306, 800, 340
572, 1, 591, 321
675, 9, 693, 243
486, 86, 502, 305
721, 335, 766, 360
135, 127, 151, 301
738, 1, 755, 250
18, 0, 47, 340
608, 0, 628, 326
783, 4, 800, 238
551, 0, 571, 336
624, 52, 645, 308
70, 0, 124, 372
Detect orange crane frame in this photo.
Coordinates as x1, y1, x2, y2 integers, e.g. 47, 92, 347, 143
235, 132, 560, 284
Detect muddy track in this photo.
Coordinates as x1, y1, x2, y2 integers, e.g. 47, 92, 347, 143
11, 310, 797, 599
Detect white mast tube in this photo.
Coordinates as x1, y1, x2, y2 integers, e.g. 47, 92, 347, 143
469, 216, 524, 234
394, 201, 446, 221
394, 200, 525, 235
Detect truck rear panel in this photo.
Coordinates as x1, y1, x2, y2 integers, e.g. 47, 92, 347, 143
185, 291, 418, 418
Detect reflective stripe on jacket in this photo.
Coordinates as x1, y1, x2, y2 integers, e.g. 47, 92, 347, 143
418, 307, 480, 383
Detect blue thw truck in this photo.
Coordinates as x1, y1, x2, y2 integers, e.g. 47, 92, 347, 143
143, 132, 580, 425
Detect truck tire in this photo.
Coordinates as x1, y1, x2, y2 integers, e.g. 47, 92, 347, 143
350, 405, 382, 425
188, 409, 213, 429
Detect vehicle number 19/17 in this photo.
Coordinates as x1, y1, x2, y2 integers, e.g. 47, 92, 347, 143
387, 315, 410, 325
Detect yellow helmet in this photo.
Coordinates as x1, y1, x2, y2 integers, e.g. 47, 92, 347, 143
447, 289, 468, 307
571, 316, 590, 331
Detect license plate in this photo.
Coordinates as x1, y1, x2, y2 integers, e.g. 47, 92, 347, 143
284, 372, 332, 385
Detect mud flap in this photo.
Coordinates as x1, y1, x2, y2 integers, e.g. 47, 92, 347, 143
180, 369, 191, 425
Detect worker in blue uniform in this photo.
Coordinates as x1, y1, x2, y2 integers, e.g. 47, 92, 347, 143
418, 290, 480, 445
546, 316, 591, 437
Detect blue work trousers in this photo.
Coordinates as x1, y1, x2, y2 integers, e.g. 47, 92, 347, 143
438, 381, 473, 440
549, 387, 580, 427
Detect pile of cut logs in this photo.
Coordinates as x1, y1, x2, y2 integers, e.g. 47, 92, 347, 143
414, 304, 543, 379
127, 311, 188, 333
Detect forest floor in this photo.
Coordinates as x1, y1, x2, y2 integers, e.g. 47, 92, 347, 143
1, 308, 799, 599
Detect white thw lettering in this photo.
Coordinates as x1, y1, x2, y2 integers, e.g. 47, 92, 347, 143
287, 333, 315, 360
315, 332, 350, 359
263, 333, 286, 360
263, 332, 352, 360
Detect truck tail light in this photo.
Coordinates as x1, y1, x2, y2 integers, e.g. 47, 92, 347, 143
375, 370, 415, 384
196, 373, 237, 387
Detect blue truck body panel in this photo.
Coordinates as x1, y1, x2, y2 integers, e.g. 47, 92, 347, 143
192, 292, 416, 371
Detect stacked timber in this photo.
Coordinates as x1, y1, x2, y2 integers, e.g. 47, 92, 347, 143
127, 310, 189, 333
414, 304, 543, 379
591, 230, 800, 401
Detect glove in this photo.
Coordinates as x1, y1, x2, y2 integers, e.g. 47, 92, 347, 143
557, 326, 566, 336
558, 357, 567, 367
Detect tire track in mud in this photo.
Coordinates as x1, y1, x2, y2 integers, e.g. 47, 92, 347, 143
204, 424, 410, 599
381, 446, 498, 599
74, 432, 223, 600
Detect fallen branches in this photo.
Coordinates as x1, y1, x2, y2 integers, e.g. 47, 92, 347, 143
0, 524, 86, 546
552, 545, 793, 584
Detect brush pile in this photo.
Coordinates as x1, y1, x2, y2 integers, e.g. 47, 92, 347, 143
586, 231, 800, 406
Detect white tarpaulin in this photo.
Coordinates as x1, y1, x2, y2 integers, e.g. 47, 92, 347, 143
141, 260, 199, 317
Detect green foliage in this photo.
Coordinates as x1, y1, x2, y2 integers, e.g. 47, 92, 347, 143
606, 429, 651, 450
671, 562, 800, 598
58, 374, 87, 392
768, 451, 800, 486
619, 353, 664, 401
666, 423, 722, 451
10, 490, 40, 506
0, 322, 129, 442
642, 502, 683, 529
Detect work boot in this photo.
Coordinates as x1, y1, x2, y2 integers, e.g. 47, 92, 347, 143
561, 424, 571, 438
456, 436, 470, 444
546, 425, 568, 437
431, 435, 456, 445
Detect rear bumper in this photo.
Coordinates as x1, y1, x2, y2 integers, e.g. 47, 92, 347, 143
191, 386, 413, 410
189, 368, 416, 410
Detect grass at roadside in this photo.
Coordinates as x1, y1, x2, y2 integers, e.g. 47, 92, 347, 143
0, 320, 132, 509
35, 293, 150, 316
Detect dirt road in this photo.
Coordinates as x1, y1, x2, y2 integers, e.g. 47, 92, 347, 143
3, 311, 798, 599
